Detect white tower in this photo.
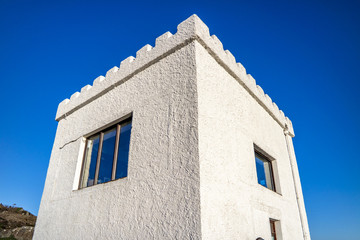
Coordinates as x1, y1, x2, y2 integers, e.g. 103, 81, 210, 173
34, 15, 310, 240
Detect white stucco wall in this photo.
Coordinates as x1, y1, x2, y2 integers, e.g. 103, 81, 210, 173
34, 15, 310, 240
196, 40, 306, 239
34, 41, 202, 240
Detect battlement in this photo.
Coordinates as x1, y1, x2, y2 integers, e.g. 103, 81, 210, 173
56, 14, 294, 136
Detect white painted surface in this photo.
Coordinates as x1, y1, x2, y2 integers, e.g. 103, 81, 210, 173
34, 15, 310, 239
196, 39, 308, 239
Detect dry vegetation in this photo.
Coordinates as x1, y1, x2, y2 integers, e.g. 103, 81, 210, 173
0, 204, 36, 240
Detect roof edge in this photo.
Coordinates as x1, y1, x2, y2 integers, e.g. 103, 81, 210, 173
55, 14, 295, 136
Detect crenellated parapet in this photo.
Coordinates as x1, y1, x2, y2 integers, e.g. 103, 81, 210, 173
55, 14, 295, 136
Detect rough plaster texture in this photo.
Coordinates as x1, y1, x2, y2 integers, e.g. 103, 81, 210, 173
34, 15, 310, 239
196, 40, 309, 239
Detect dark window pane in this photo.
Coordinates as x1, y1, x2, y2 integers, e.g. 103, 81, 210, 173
270, 220, 277, 240
97, 128, 117, 184
115, 121, 131, 179
255, 152, 275, 191
81, 135, 100, 187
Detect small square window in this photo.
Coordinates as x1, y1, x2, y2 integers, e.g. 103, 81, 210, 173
254, 149, 276, 191
79, 117, 132, 189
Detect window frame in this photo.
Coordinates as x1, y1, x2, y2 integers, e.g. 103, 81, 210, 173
269, 218, 282, 240
270, 219, 277, 240
254, 146, 277, 192
78, 116, 132, 189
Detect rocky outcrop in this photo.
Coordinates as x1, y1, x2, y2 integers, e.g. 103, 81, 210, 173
0, 226, 34, 240
0, 204, 36, 240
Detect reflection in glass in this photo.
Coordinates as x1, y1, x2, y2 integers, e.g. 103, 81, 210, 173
116, 122, 131, 179
81, 135, 100, 188
256, 156, 266, 187
97, 128, 116, 184
80, 118, 132, 189
255, 152, 275, 191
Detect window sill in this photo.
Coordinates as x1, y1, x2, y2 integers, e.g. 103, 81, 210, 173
257, 183, 282, 196
73, 176, 128, 192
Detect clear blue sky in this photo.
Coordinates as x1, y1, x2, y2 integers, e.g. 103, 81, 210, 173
0, 0, 359, 239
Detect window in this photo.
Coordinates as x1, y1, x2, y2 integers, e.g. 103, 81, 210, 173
269, 219, 279, 240
79, 117, 132, 188
254, 149, 276, 191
